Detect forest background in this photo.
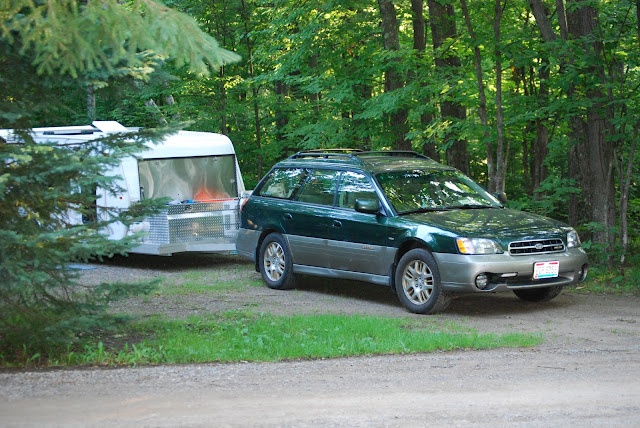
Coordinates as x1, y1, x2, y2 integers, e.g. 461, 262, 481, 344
3, 0, 639, 269
0, 0, 638, 357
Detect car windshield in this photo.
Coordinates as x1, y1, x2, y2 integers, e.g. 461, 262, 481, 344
376, 169, 502, 214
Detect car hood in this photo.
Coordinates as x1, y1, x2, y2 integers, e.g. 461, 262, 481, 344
402, 208, 569, 245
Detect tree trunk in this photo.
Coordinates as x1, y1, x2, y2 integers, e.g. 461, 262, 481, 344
618, 1, 640, 267
428, 0, 468, 174
528, 0, 559, 199
241, 0, 263, 179
144, 99, 168, 125
556, 0, 569, 40
532, 62, 550, 195
529, 0, 605, 240
378, 0, 410, 150
87, 84, 96, 121
220, 65, 227, 135
459, 0, 494, 188
493, 0, 506, 193
353, 82, 373, 150
309, 54, 321, 116
410, 0, 437, 159
566, 0, 616, 254
164, 94, 180, 122
618, 119, 638, 269
275, 80, 291, 156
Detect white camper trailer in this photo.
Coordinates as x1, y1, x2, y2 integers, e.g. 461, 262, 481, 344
1, 121, 246, 255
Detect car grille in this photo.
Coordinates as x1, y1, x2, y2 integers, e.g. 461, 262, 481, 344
509, 239, 565, 255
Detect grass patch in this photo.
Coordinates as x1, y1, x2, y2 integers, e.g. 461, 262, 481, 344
13, 312, 543, 368
571, 264, 640, 295
158, 271, 263, 296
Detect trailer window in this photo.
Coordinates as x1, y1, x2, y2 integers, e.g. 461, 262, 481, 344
139, 155, 238, 202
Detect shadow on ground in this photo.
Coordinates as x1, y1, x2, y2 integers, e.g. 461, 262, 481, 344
95, 252, 580, 319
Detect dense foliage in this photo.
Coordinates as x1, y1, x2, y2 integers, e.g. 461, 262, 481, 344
1, 0, 638, 357
50, 0, 637, 265
159, 0, 636, 267
0, 128, 167, 353
0, 0, 237, 357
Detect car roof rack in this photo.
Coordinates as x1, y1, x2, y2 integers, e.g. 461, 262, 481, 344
288, 148, 364, 161
287, 149, 431, 164
354, 151, 431, 160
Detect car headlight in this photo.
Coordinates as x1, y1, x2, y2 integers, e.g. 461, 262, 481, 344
567, 229, 581, 248
456, 237, 503, 254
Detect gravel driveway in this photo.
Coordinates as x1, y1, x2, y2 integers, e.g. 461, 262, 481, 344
1, 253, 639, 427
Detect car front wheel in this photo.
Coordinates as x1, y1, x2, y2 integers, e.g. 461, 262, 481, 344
395, 249, 450, 314
513, 285, 563, 302
259, 233, 297, 290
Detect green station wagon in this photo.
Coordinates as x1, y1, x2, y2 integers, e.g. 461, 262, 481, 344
236, 151, 589, 314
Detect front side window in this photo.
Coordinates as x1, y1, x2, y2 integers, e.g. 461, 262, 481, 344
337, 171, 378, 209
377, 169, 501, 214
257, 168, 308, 199
296, 169, 340, 206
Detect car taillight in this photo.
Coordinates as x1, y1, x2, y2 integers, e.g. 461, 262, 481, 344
239, 197, 249, 212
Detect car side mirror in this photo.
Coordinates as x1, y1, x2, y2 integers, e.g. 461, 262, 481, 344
495, 192, 507, 204
354, 199, 380, 214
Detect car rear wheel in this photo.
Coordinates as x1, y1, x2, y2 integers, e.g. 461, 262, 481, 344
259, 233, 297, 290
395, 249, 450, 314
513, 285, 563, 302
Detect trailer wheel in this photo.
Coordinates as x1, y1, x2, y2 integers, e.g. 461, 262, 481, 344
259, 233, 297, 290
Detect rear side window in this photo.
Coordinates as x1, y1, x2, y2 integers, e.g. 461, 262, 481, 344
257, 168, 307, 199
297, 170, 340, 206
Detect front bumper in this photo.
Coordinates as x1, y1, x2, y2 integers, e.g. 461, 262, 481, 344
434, 248, 589, 293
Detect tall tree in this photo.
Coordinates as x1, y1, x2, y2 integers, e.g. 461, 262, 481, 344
410, 0, 437, 159
459, 0, 494, 189
566, 1, 616, 252
240, 0, 264, 179
0, 0, 239, 354
378, 0, 410, 150
529, 0, 616, 252
428, 0, 469, 173
493, 0, 506, 193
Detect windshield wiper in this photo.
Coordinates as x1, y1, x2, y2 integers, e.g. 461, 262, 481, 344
449, 204, 493, 210
399, 207, 452, 215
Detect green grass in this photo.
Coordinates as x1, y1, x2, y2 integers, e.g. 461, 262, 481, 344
28, 312, 542, 368
570, 264, 640, 295
157, 271, 263, 296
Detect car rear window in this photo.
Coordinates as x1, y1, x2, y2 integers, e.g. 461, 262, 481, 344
256, 168, 308, 199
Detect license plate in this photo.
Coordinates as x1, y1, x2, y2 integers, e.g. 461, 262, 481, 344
533, 261, 559, 279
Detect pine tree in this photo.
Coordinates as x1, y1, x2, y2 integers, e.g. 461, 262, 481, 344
0, 0, 239, 359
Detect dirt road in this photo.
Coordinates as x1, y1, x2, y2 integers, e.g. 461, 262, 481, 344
1, 255, 638, 427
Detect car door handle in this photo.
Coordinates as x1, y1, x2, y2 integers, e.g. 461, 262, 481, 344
333, 220, 342, 228
283, 213, 293, 221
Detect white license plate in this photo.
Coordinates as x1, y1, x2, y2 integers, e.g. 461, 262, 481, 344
533, 261, 559, 279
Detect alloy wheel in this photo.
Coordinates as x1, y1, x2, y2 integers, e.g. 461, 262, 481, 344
401, 260, 434, 305
264, 241, 286, 282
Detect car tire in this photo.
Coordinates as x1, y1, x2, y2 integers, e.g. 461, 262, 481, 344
395, 248, 450, 314
513, 285, 563, 302
259, 233, 297, 290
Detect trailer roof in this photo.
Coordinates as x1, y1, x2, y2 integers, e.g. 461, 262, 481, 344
0, 121, 237, 159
